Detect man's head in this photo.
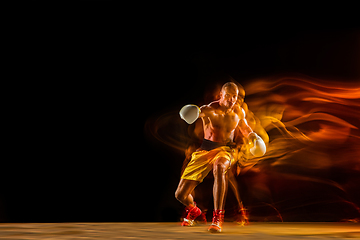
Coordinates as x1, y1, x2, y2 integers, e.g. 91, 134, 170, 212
219, 82, 240, 109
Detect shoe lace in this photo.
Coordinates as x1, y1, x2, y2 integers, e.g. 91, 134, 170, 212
188, 207, 199, 219
212, 210, 224, 226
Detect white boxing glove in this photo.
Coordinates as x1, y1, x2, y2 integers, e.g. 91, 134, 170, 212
249, 132, 266, 157
179, 104, 200, 124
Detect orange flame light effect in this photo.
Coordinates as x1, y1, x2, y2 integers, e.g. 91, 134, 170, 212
145, 75, 360, 221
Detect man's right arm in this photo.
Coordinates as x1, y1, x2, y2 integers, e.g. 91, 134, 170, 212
199, 105, 211, 118
179, 104, 212, 124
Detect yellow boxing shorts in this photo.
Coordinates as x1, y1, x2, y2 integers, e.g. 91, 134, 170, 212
181, 145, 235, 182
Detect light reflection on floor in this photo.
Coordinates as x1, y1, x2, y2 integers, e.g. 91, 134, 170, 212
0, 222, 359, 239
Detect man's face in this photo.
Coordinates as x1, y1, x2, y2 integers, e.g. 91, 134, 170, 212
220, 87, 238, 109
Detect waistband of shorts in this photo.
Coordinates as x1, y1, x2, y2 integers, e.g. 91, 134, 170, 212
200, 139, 234, 151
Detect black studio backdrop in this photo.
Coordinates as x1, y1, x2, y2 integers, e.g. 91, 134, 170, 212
2, 7, 359, 222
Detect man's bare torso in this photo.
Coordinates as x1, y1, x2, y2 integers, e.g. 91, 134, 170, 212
200, 100, 244, 143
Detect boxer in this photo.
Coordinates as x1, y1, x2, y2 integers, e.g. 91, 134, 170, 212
176, 82, 266, 233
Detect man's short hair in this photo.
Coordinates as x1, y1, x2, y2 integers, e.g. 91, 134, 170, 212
221, 82, 238, 92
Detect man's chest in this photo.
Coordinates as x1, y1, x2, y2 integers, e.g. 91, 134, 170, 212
208, 111, 240, 130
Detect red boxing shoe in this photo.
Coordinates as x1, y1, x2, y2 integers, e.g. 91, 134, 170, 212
181, 204, 202, 227
208, 210, 225, 233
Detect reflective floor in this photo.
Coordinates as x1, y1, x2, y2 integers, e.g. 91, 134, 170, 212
0, 222, 359, 239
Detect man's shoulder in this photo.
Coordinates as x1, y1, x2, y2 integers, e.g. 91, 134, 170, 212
199, 101, 219, 117
234, 104, 246, 118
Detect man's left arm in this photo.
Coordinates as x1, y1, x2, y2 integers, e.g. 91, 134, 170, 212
237, 108, 253, 138
237, 108, 266, 157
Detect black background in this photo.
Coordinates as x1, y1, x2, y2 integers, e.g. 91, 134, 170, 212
2, 2, 359, 222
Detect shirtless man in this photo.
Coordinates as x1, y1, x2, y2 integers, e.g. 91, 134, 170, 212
175, 82, 266, 233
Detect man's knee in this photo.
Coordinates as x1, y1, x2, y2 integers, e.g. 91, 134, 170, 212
175, 188, 185, 202
175, 189, 180, 200
213, 157, 230, 174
